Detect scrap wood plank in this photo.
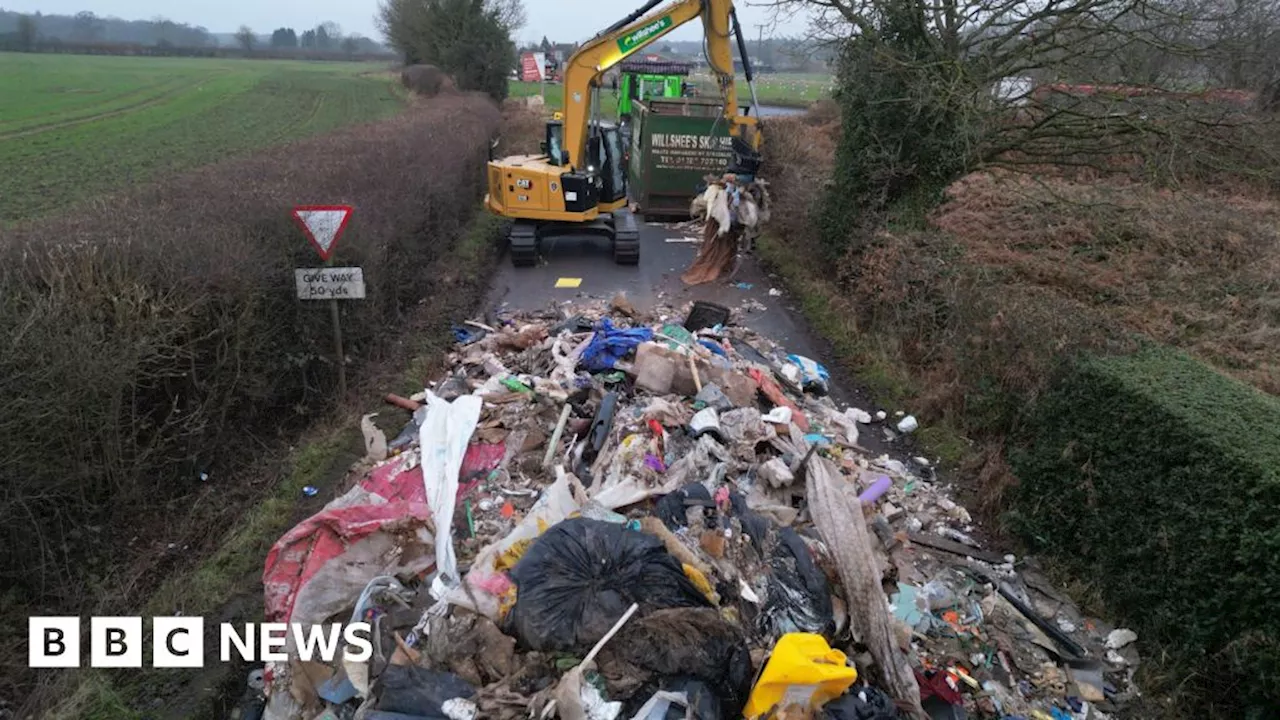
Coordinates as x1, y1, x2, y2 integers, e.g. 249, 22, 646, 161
808, 456, 927, 719
906, 532, 1008, 564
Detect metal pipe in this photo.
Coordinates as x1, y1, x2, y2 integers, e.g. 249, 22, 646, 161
730, 8, 761, 116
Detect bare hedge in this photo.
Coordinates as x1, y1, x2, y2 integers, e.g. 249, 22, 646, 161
401, 64, 456, 97
0, 92, 500, 606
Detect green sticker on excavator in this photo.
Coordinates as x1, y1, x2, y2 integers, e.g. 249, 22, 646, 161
617, 15, 673, 56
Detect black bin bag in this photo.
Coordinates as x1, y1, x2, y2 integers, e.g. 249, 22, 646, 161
503, 518, 712, 652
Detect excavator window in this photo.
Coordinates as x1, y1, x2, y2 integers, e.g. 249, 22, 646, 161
602, 127, 626, 200
546, 122, 566, 167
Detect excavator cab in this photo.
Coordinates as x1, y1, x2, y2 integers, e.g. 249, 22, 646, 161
485, 0, 762, 268
590, 121, 628, 209
548, 120, 626, 207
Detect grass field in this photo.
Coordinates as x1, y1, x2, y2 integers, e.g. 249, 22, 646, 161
508, 72, 831, 115
0, 53, 407, 222
721, 72, 833, 105
508, 81, 619, 116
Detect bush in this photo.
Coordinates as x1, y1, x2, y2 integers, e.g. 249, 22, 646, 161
401, 64, 456, 96
820, 8, 981, 258
0, 93, 501, 608
1011, 345, 1280, 714
379, 0, 516, 102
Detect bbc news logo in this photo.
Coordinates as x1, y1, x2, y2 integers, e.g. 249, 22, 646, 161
29, 617, 372, 668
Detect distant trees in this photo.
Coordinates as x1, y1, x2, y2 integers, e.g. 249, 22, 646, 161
16, 14, 35, 50
234, 25, 255, 51
318, 21, 343, 49
0, 8, 214, 48
378, 0, 522, 100
70, 11, 102, 42
0, 9, 388, 57
270, 27, 298, 48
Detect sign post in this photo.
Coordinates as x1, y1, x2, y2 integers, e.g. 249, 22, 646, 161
292, 205, 357, 397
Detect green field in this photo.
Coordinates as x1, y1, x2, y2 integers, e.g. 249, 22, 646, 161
732, 73, 833, 106
0, 53, 407, 222
508, 72, 831, 116
509, 81, 619, 116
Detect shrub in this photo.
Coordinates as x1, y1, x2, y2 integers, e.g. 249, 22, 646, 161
379, 0, 517, 102
0, 93, 501, 608
401, 64, 456, 96
1011, 345, 1280, 714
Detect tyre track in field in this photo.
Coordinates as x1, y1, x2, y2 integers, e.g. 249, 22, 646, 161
0, 75, 227, 141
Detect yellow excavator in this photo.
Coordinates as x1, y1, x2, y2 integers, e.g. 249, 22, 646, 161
485, 0, 765, 266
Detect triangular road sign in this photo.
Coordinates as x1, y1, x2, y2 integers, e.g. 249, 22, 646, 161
292, 205, 353, 261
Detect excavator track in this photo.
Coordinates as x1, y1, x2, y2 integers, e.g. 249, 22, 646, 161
610, 208, 640, 265
508, 221, 538, 267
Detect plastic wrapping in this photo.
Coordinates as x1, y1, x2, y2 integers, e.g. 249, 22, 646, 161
580, 319, 654, 372
374, 664, 476, 718
503, 518, 712, 652
821, 684, 902, 719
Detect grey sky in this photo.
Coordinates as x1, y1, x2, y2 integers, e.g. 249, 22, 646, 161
1, 0, 811, 44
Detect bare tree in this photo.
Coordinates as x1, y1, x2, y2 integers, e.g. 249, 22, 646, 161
319, 20, 344, 45
235, 25, 256, 51
769, 0, 1280, 253
487, 0, 527, 32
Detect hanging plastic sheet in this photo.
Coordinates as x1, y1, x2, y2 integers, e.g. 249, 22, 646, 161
420, 391, 483, 599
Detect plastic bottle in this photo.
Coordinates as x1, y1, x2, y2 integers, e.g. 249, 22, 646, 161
744, 633, 859, 718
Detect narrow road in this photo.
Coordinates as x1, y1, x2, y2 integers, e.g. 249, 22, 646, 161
485, 218, 823, 361
483, 215, 897, 457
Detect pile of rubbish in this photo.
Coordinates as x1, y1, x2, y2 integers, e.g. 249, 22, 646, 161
682, 174, 770, 285
256, 295, 1142, 720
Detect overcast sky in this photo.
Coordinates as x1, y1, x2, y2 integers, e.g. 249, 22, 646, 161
2, 0, 811, 42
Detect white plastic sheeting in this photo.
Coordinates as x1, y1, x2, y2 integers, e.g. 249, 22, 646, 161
420, 391, 483, 600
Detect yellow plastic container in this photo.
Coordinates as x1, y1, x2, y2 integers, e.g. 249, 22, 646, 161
744, 633, 859, 718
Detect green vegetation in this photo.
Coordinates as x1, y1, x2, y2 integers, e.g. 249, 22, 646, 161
1012, 345, 1280, 715
0, 53, 405, 221
1, 92, 501, 716
508, 80, 619, 116
722, 72, 832, 106
36, 204, 504, 720
379, 0, 519, 101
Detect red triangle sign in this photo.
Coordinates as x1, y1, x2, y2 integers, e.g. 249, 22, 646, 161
292, 205, 353, 261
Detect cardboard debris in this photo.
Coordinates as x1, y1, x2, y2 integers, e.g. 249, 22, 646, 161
255, 296, 1142, 720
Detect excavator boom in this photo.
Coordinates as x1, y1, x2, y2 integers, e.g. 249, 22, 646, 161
484, 0, 763, 267
558, 0, 761, 172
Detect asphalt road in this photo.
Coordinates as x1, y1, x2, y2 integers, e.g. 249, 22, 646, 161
482, 215, 900, 459
484, 216, 827, 364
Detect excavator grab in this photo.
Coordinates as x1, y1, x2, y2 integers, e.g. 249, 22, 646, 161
485, 0, 764, 266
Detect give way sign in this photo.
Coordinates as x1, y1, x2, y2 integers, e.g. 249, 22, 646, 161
292, 205, 354, 261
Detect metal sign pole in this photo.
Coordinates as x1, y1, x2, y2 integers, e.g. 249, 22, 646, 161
325, 253, 347, 397
293, 204, 357, 399
330, 295, 346, 397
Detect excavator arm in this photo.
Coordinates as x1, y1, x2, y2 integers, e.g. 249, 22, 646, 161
558, 0, 762, 172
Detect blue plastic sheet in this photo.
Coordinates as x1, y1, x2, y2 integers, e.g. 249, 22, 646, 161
699, 339, 727, 356
787, 354, 831, 386
579, 319, 654, 372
